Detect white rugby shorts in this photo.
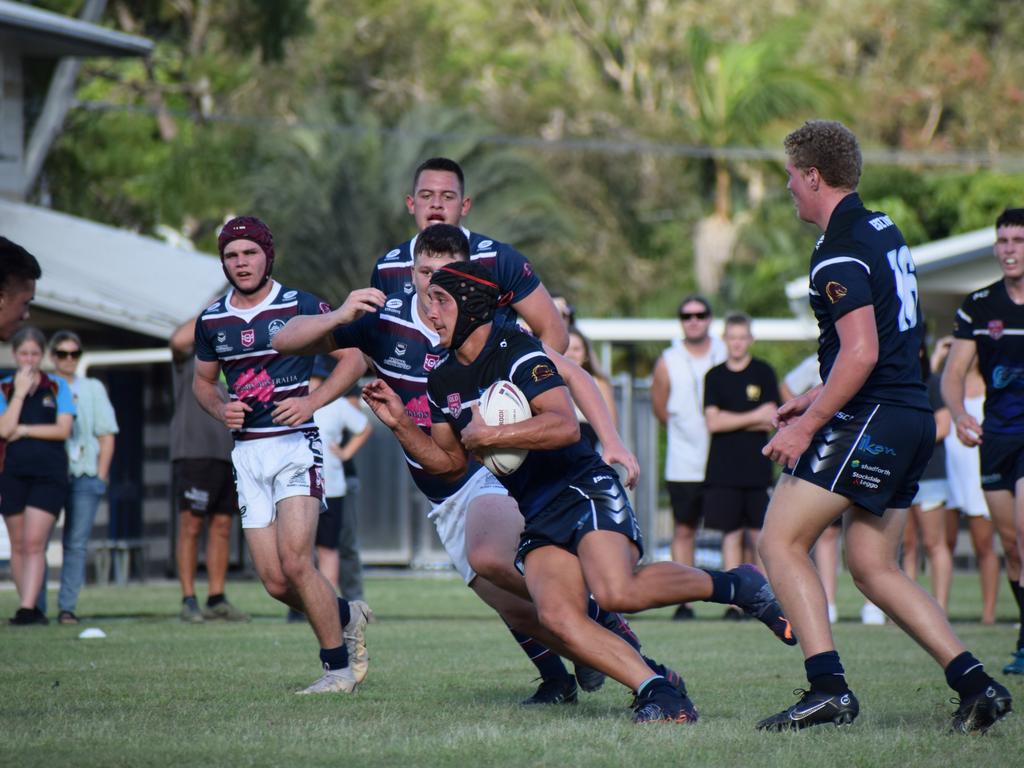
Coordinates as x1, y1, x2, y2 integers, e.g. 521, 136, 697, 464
428, 467, 508, 583
231, 429, 325, 529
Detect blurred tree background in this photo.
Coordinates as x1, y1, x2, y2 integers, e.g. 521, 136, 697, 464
25, 0, 1024, 363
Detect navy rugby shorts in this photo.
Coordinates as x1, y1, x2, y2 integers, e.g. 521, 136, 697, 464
516, 471, 643, 572
979, 431, 1024, 492
786, 402, 934, 516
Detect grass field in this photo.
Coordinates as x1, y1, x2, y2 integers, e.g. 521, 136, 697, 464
2, 572, 1021, 767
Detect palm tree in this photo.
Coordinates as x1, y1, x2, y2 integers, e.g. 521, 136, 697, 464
683, 22, 837, 294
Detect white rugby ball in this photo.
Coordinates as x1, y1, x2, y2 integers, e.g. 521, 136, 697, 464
477, 380, 530, 476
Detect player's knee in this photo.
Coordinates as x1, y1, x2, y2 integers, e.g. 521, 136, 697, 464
262, 577, 289, 601
179, 513, 203, 538
467, 546, 513, 584
279, 552, 313, 584
535, 603, 582, 644
589, 581, 637, 614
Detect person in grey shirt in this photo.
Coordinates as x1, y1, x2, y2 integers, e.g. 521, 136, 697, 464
169, 316, 249, 623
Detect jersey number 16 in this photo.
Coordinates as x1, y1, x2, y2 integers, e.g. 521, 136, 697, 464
887, 245, 919, 332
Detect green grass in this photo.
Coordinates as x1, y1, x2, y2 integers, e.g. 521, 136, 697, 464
2, 573, 1021, 767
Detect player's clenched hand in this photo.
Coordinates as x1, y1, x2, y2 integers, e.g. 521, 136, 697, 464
459, 405, 495, 452
954, 412, 983, 447
762, 421, 813, 469
335, 288, 387, 325
272, 396, 315, 427
361, 380, 407, 429
774, 393, 811, 429
220, 400, 251, 430
601, 438, 639, 490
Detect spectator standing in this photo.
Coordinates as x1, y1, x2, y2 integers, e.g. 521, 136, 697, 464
169, 316, 249, 623
565, 325, 617, 450
650, 295, 726, 620
703, 312, 779, 612
51, 331, 118, 624
1, 326, 74, 625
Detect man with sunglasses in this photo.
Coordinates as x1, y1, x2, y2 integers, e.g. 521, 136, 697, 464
650, 295, 726, 620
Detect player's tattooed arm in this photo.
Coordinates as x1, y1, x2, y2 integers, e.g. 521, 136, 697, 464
362, 379, 468, 482
545, 345, 639, 489
194, 358, 250, 430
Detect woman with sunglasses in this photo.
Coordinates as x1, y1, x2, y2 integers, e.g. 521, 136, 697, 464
1, 326, 75, 625
49, 330, 118, 624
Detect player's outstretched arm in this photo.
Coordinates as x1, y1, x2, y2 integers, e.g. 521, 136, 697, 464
362, 379, 468, 482
272, 347, 369, 427
940, 338, 982, 447
545, 344, 639, 488
461, 387, 580, 453
193, 358, 250, 429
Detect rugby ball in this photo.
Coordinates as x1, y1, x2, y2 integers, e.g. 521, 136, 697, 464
477, 380, 530, 476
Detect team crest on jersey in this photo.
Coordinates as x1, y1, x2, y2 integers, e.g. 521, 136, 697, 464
825, 281, 848, 304
746, 384, 761, 401
268, 318, 286, 339
447, 393, 463, 418
384, 248, 401, 261
423, 353, 440, 371
241, 328, 255, 347
988, 320, 1004, 340
403, 282, 414, 295
394, 342, 407, 356
531, 363, 555, 382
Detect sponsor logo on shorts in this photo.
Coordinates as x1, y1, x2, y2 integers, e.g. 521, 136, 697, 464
447, 392, 463, 418
825, 281, 848, 304
287, 467, 310, 487
981, 472, 1002, 484
850, 460, 890, 476
856, 434, 896, 456
988, 320, 1004, 340
241, 328, 255, 347
268, 318, 286, 339
850, 471, 881, 490
184, 486, 210, 512
239, 505, 246, 518
834, 411, 855, 421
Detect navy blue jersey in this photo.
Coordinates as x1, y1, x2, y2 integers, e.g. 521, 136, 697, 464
953, 280, 1024, 434
427, 324, 607, 521
332, 292, 480, 503
195, 282, 331, 441
806, 193, 929, 411
370, 228, 541, 306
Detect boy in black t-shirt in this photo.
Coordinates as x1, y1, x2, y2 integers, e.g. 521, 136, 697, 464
703, 313, 780, 608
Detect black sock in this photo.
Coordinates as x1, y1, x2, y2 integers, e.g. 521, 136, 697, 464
805, 651, 849, 695
206, 593, 226, 608
589, 600, 642, 651
945, 651, 991, 699
1011, 582, 1024, 650
337, 597, 351, 628
703, 569, 740, 605
319, 644, 349, 671
507, 625, 569, 681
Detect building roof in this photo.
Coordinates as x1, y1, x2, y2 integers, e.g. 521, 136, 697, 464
0, 199, 228, 339
0, 0, 152, 58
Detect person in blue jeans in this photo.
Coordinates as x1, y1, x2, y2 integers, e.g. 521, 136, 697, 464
51, 331, 118, 625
